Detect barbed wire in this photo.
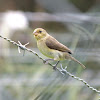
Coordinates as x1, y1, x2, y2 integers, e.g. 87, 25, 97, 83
0, 35, 100, 99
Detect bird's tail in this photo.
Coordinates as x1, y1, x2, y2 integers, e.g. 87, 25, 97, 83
70, 56, 86, 69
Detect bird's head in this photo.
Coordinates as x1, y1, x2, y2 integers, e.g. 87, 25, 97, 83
33, 28, 48, 40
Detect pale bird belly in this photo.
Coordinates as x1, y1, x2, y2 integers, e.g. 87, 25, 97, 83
37, 42, 54, 59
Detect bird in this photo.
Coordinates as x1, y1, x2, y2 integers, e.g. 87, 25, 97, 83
33, 28, 86, 69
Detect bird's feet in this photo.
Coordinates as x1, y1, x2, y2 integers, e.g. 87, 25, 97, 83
52, 61, 60, 70
43, 59, 60, 70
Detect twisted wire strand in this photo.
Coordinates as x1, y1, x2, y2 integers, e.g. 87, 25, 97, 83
0, 35, 100, 97
66, 70, 100, 93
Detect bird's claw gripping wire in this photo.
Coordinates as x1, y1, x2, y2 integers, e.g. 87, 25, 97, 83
18, 41, 29, 56
52, 61, 60, 70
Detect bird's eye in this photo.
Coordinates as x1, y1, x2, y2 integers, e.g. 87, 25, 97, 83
39, 30, 42, 33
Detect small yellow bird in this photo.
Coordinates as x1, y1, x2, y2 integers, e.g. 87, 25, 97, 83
33, 28, 86, 69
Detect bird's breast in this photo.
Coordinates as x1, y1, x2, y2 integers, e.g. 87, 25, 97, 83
37, 40, 54, 58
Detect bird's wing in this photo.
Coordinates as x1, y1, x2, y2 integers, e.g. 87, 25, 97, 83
45, 35, 72, 54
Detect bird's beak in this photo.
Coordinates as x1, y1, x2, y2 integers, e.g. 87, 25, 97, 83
33, 31, 38, 36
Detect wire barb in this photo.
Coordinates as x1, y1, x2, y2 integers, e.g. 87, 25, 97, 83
18, 41, 29, 56
57, 64, 67, 76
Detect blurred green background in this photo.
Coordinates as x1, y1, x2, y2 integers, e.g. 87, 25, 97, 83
0, 0, 100, 100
